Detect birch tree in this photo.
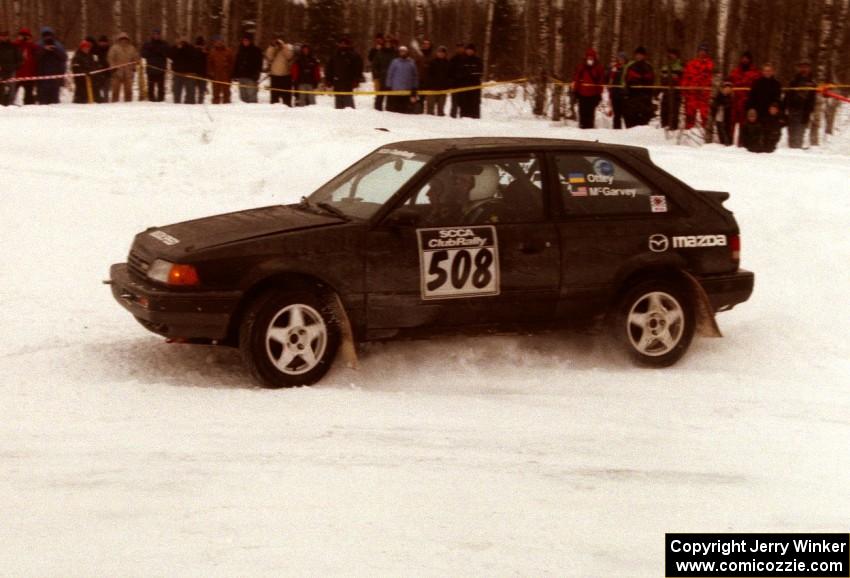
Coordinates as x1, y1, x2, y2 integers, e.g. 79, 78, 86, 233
112, 0, 121, 34
551, 0, 565, 120
824, 0, 848, 134
482, 0, 495, 81
610, 0, 623, 56
716, 0, 730, 75
221, 0, 230, 38
533, 0, 550, 116
809, 0, 833, 145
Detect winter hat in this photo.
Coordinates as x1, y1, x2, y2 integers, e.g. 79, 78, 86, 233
698, 42, 709, 53
741, 51, 753, 61
117, 31, 130, 41
211, 34, 223, 42
79, 40, 92, 50
194, 36, 205, 45
585, 47, 598, 60
242, 32, 254, 41
634, 46, 647, 55
98, 34, 109, 42
465, 43, 476, 51
398, 45, 409, 53
40, 26, 55, 37
152, 28, 161, 35
437, 45, 448, 54
722, 80, 733, 87
18, 27, 32, 37
617, 51, 627, 61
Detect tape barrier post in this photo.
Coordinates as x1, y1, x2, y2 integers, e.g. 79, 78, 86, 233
86, 75, 94, 104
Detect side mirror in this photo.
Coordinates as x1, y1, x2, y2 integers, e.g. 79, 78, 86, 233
384, 207, 421, 227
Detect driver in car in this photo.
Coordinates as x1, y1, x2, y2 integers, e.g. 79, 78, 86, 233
423, 166, 480, 225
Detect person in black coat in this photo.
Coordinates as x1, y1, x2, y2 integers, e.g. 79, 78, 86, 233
711, 81, 735, 145
623, 46, 656, 127
191, 36, 208, 103
745, 63, 782, 120
325, 37, 363, 109
91, 35, 111, 103
0, 30, 22, 106
232, 33, 263, 103
784, 60, 817, 149
456, 44, 483, 119
447, 43, 466, 118
168, 38, 197, 103
425, 45, 451, 116
141, 29, 169, 101
71, 40, 98, 103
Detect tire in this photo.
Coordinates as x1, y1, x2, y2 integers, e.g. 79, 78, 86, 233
239, 289, 340, 388
612, 278, 695, 367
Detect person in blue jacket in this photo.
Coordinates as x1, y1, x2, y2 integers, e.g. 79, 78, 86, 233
385, 45, 418, 114
36, 27, 66, 104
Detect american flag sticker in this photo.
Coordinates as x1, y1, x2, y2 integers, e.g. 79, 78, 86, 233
650, 195, 668, 213
571, 186, 589, 196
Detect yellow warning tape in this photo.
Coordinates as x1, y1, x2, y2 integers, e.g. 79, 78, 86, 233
146, 64, 526, 96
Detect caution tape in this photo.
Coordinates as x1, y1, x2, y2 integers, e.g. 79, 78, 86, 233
144, 63, 526, 96
559, 79, 850, 92
1, 61, 138, 84
823, 90, 850, 103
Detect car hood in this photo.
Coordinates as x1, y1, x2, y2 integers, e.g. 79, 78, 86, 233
134, 204, 343, 258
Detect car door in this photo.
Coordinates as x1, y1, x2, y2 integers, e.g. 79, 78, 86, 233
549, 150, 683, 318
365, 154, 561, 333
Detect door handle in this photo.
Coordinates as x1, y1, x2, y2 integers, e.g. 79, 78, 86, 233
519, 241, 550, 254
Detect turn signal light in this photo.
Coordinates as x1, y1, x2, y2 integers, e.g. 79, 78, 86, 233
168, 264, 200, 286
148, 259, 200, 286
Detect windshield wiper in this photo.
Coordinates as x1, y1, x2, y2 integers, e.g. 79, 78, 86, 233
316, 202, 350, 221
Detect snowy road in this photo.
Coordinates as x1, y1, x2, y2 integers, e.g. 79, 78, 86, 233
1, 101, 848, 576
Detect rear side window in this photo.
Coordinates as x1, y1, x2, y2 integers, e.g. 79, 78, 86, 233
554, 154, 671, 216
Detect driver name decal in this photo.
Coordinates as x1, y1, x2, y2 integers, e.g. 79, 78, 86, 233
417, 226, 500, 300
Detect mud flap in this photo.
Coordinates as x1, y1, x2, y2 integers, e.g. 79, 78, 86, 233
683, 272, 723, 338
330, 292, 359, 369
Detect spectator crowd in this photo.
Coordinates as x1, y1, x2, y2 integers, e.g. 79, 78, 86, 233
0, 25, 830, 151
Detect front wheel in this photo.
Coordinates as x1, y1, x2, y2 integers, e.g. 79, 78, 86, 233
612, 279, 695, 367
239, 290, 340, 388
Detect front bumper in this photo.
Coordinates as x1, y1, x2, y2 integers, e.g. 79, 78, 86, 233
109, 263, 242, 340
696, 269, 755, 312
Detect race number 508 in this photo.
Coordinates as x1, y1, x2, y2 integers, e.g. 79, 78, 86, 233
423, 247, 497, 298
417, 225, 500, 300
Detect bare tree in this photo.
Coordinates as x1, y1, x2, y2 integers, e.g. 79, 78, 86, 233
810, 0, 833, 145
221, 0, 230, 37
533, 0, 550, 116
482, 0, 495, 81
112, 0, 121, 34
716, 0, 730, 74
610, 0, 623, 56
551, 0, 565, 120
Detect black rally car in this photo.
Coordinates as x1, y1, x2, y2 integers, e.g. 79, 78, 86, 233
108, 138, 754, 387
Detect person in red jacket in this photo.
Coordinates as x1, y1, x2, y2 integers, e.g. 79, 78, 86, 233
728, 51, 760, 145
13, 27, 39, 105
291, 43, 322, 107
572, 48, 605, 128
681, 42, 714, 129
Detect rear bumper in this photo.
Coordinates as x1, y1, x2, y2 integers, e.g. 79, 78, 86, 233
696, 269, 754, 312
109, 263, 242, 340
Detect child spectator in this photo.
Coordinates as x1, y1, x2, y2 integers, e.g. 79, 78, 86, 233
711, 81, 735, 145
740, 108, 763, 153
761, 101, 787, 153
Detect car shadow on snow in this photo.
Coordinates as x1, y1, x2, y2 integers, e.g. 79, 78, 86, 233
88, 330, 638, 392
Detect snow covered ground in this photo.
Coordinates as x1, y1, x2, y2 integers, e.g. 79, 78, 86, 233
1, 95, 849, 576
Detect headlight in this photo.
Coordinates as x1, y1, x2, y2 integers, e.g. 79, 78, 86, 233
147, 259, 200, 286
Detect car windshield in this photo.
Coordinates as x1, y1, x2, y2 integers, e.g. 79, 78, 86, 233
306, 147, 430, 220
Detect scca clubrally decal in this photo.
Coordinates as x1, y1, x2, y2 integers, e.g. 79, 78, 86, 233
417, 226, 500, 300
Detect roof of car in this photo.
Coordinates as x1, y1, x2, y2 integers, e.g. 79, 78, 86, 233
385, 137, 651, 158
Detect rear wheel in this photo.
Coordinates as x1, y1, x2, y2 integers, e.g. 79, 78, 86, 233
613, 279, 694, 367
239, 290, 339, 388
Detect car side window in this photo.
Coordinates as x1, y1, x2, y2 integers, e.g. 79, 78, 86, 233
555, 154, 671, 216
393, 156, 546, 227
